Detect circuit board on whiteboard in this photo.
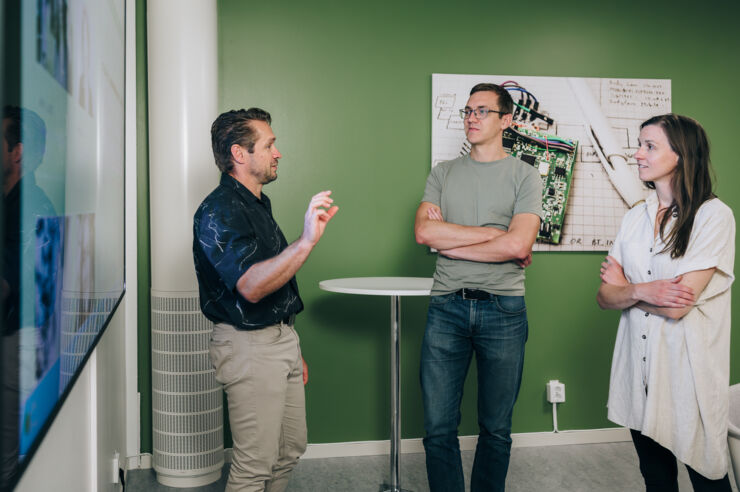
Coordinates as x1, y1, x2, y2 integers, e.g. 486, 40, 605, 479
503, 126, 578, 244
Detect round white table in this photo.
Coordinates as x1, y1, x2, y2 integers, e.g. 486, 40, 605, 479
319, 277, 433, 492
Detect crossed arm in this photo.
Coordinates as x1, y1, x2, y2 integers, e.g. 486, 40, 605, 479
596, 255, 714, 320
414, 201, 540, 264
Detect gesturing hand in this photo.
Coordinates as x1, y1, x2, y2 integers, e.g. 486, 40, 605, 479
600, 255, 628, 286
302, 190, 339, 246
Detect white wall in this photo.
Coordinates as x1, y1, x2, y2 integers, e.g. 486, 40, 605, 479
16, 305, 127, 492
15, 348, 94, 491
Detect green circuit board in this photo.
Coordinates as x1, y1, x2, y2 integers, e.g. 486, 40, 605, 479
503, 126, 578, 244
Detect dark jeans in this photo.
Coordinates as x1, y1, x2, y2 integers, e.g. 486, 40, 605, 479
420, 292, 528, 492
630, 429, 732, 492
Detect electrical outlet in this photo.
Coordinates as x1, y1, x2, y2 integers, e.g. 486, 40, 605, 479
547, 380, 565, 403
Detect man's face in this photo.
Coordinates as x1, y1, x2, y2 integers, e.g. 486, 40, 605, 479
245, 120, 282, 185
463, 91, 509, 146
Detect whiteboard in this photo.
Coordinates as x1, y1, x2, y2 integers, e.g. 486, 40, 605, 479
431, 74, 671, 251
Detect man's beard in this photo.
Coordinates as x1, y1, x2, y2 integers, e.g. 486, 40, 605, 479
261, 163, 277, 184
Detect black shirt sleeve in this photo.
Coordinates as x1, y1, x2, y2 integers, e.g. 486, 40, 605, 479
196, 203, 260, 292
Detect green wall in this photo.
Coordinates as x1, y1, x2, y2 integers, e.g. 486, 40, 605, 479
138, 0, 740, 451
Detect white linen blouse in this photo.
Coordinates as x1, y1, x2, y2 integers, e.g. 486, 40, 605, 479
607, 191, 735, 479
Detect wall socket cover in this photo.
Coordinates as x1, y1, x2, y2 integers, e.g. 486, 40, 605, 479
547, 380, 566, 403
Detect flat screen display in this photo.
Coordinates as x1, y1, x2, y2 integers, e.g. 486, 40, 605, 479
1, 0, 125, 488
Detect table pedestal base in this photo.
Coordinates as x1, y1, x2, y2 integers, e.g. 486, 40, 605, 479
319, 278, 432, 492
381, 485, 413, 492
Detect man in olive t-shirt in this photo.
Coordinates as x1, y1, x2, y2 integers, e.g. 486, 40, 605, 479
414, 83, 542, 492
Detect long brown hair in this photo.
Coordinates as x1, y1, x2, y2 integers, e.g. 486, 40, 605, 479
642, 114, 715, 258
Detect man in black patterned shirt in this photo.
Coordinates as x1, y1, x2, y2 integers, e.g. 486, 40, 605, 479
193, 108, 338, 492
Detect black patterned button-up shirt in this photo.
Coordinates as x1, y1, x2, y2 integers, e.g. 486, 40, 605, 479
193, 173, 303, 329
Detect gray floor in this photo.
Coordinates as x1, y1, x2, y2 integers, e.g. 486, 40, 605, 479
127, 442, 739, 491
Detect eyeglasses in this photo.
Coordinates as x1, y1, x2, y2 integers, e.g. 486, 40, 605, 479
459, 108, 507, 120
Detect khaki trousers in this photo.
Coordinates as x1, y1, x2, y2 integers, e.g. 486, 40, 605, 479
209, 321, 307, 492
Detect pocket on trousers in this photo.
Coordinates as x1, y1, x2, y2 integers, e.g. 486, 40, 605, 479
244, 325, 282, 345
494, 295, 526, 314
209, 339, 236, 385
429, 294, 454, 305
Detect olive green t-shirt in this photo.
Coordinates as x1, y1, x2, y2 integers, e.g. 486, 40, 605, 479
421, 154, 543, 295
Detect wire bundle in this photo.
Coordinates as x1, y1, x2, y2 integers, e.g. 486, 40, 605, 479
500, 80, 539, 103
500, 80, 554, 126
507, 125, 576, 153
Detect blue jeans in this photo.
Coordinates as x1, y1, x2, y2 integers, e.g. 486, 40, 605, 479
421, 292, 528, 492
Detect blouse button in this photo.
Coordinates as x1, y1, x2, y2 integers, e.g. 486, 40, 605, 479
649, 248, 653, 253
642, 357, 646, 362
642, 335, 646, 339
647, 270, 651, 275
644, 312, 649, 317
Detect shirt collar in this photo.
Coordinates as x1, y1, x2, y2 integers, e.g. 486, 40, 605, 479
645, 190, 659, 226
644, 190, 676, 240
220, 173, 270, 207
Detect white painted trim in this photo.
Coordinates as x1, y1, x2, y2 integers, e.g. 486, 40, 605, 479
510, 427, 631, 448
126, 428, 631, 469
301, 428, 631, 459
88, 351, 98, 491
123, 0, 140, 461
126, 453, 152, 470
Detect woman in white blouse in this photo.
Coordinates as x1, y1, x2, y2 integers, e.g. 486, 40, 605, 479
597, 114, 735, 491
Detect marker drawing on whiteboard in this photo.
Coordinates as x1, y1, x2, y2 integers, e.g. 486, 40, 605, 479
567, 77, 646, 207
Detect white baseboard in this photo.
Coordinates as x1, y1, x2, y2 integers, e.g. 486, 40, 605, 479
126, 427, 631, 469
301, 427, 631, 459
126, 453, 152, 470
510, 427, 631, 448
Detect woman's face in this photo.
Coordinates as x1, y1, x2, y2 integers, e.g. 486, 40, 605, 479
634, 124, 679, 185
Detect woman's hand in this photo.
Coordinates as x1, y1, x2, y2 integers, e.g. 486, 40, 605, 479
635, 277, 695, 308
600, 256, 628, 286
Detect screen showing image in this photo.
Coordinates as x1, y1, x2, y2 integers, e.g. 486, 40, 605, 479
1, 0, 125, 487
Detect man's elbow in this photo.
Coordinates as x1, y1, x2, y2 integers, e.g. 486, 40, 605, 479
415, 225, 430, 246
243, 290, 263, 304
236, 275, 264, 304
238, 285, 263, 304
509, 238, 532, 260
